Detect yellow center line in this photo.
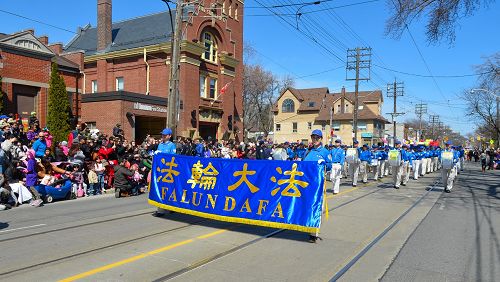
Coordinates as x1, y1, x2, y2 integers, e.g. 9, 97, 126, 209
59, 182, 373, 282
58, 230, 226, 282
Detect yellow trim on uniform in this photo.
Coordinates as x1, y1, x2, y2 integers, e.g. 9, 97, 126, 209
148, 199, 320, 234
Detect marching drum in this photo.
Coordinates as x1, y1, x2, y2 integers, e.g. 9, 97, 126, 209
388, 150, 401, 166
346, 148, 358, 163
441, 151, 454, 169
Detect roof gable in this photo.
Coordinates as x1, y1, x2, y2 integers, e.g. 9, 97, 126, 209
0, 31, 54, 55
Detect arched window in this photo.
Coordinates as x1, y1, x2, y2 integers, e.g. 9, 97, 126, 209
202, 31, 217, 63
282, 99, 295, 113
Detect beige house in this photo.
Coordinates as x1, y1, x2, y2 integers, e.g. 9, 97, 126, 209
273, 87, 389, 146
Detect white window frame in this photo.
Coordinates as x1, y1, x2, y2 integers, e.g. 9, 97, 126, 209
322, 124, 326, 131
91, 80, 98, 93
202, 32, 217, 63
293, 122, 298, 133
115, 77, 124, 91
276, 124, 281, 131
307, 122, 312, 130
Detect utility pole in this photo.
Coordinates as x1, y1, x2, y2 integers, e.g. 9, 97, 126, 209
346, 47, 371, 145
429, 115, 440, 140
415, 103, 427, 141
329, 106, 333, 145
166, 0, 183, 138
386, 79, 404, 145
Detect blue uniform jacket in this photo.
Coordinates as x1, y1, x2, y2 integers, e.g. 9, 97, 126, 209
359, 150, 372, 162
157, 141, 176, 154
286, 147, 295, 160
304, 145, 332, 171
295, 148, 306, 159
330, 147, 345, 166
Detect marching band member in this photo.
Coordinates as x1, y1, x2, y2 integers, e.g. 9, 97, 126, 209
359, 144, 372, 184
412, 145, 422, 180
391, 141, 403, 189
347, 141, 362, 187
440, 141, 458, 193
303, 129, 332, 243
329, 139, 345, 194
419, 145, 427, 177
379, 146, 389, 179
371, 145, 382, 181
156, 128, 176, 154
401, 144, 412, 186
153, 128, 176, 217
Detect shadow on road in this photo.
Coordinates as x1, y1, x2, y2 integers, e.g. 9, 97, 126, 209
0, 222, 9, 230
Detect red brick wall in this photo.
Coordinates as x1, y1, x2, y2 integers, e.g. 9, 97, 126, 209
1, 52, 51, 82
79, 1, 244, 140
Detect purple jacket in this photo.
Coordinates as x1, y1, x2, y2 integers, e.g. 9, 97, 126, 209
26, 130, 37, 141
26, 158, 38, 187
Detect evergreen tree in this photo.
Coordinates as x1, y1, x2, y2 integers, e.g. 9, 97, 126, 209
0, 76, 4, 114
47, 63, 71, 144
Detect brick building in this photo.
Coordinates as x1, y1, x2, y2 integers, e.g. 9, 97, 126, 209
273, 87, 389, 146
0, 30, 81, 125
64, 0, 243, 142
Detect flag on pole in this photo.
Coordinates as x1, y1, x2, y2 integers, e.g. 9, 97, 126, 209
220, 81, 232, 96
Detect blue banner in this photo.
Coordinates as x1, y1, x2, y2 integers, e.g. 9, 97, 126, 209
148, 153, 325, 233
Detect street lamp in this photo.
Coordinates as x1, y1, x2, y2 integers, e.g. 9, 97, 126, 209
295, 1, 320, 30
470, 88, 499, 148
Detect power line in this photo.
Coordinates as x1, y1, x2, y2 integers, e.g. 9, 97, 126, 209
0, 9, 77, 34
245, 0, 381, 15
373, 64, 494, 78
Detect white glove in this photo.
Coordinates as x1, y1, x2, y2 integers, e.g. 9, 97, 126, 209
318, 159, 325, 165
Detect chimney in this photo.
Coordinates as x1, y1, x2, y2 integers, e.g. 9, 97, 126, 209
48, 43, 63, 55
341, 86, 345, 114
97, 0, 112, 51
38, 36, 49, 45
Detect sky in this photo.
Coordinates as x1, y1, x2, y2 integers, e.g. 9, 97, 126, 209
1, 0, 499, 136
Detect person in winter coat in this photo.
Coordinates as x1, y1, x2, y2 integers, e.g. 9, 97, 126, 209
113, 159, 136, 197
25, 150, 43, 207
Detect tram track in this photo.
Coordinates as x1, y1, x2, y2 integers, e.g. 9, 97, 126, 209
0, 210, 155, 243
153, 176, 442, 281
151, 181, 396, 281
2, 175, 419, 281
1, 179, 385, 279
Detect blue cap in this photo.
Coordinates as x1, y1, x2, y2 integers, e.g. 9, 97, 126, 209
402, 144, 409, 148
335, 139, 342, 143
284, 141, 289, 145
395, 140, 401, 145
372, 144, 378, 149
311, 129, 323, 137
362, 144, 368, 148
353, 140, 359, 144
161, 128, 173, 135
445, 141, 452, 145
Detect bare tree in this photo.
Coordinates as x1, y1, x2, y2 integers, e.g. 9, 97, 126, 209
243, 64, 294, 136
462, 53, 500, 144
385, 0, 494, 44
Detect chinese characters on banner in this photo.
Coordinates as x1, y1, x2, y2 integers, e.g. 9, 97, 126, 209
148, 154, 326, 233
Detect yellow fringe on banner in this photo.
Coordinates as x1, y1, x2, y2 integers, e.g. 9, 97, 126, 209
148, 199, 319, 234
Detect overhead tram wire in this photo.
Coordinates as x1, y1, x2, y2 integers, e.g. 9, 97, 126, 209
245, 0, 380, 10
253, 0, 346, 63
